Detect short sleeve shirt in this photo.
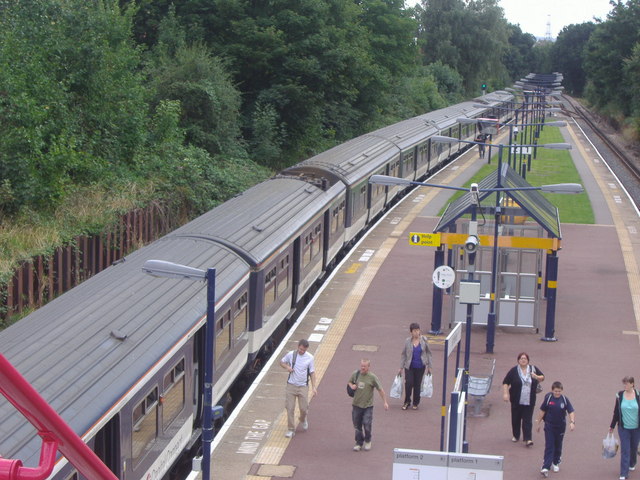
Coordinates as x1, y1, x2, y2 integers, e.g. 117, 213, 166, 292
540, 393, 574, 427
281, 350, 315, 386
350, 372, 382, 408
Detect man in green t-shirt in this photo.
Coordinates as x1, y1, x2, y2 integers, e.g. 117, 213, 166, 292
347, 358, 389, 451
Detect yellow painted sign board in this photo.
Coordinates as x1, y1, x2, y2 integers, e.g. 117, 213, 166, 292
409, 232, 442, 247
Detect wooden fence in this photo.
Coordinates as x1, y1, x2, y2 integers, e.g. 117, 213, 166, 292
1, 203, 177, 323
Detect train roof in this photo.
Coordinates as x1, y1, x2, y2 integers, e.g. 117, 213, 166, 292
367, 118, 437, 149
283, 134, 399, 185
169, 177, 346, 268
0, 236, 250, 467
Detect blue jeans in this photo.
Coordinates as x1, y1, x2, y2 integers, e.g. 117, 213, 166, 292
542, 424, 565, 469
618, 426, 640, 478
352, 406, 373, 446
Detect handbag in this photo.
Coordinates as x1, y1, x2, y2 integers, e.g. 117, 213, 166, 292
347, 370, 360, 397
533, 365, 543, 393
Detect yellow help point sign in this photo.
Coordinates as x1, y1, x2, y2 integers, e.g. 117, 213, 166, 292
409, 232, 441, 247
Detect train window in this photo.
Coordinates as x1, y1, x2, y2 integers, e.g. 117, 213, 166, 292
277, 256, 289, 297
303, 235, 312, 268
264, 267, 277, 308
233, 292, 248, 339
162, 359, 185, 430
132, 388, 158, 464
216, 310, 231, 360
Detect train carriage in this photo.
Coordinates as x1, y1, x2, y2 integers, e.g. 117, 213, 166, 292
169, 177, 346, 356
282, 135, 400, 244
0, 236, 252, 480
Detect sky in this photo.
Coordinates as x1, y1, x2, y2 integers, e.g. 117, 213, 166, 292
499, 0, 613, 39
408, 0, 614, 40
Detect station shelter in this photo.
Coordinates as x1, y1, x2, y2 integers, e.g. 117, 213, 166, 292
430, 164, 562, 340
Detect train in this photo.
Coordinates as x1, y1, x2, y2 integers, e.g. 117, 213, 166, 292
0, 90, 515, 480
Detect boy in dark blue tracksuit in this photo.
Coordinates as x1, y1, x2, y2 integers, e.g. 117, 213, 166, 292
536, 381, 576, 477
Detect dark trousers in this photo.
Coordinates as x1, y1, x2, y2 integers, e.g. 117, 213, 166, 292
511, 403, 534, 441
542, 424, 566, 469
618, 426, 640, 478
352, 406, 373, 446
404, 366, 426, 406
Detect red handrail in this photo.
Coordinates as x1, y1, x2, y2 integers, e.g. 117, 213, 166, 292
0, 354, 118, 480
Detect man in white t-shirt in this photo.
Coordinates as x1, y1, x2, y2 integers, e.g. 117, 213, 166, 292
280, 339, 318, 438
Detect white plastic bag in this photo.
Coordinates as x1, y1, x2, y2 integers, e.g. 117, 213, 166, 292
420, 373, 433, 398
390, 375, 402, 399
602, 432, 619, 459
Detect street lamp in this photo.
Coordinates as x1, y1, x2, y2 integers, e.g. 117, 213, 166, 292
142, 260, 216, 480
430, 136, 575, 353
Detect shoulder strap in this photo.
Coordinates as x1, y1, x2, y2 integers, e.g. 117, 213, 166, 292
288, 351, 297, 382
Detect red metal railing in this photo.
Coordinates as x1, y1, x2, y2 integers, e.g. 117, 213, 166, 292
0, 354, 118, 480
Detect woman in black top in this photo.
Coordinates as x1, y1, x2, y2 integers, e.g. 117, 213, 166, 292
502, 352, 544, 446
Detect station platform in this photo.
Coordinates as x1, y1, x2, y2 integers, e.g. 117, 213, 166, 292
205, 116, 640, 480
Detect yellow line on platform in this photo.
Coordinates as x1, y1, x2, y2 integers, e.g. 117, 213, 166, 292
566, 122, 640, 340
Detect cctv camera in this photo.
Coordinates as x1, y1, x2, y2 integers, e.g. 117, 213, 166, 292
464, 235, 479, 254
470, 183, 479, 193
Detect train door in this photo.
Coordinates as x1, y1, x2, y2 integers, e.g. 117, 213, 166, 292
93, 414, 121, 479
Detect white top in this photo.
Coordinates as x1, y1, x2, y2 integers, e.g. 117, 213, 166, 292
281, 350, 315, 386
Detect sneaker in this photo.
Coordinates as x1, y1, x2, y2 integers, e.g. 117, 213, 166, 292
630, 465, 636, 471
511, 437, 518, 442
302, 418, 308, 431
552, 464, 559, 472
540, 469, 549, 478
353, 444, 362, 451
363, 441, 372, 451
619, 477, 626, 480
285, 430, 294, 438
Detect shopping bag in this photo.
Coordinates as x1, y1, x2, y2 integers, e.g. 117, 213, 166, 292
602, 432, 619, 459
420, 373, 433, 398
390, 374, 402, 399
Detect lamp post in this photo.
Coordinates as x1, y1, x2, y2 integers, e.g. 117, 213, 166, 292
368, 173, 581, 397
142, 260, 216, 480
430, 136, 576, 353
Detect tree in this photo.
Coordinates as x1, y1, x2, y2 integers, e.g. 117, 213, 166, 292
147, 9, 246, 157
584, 0, 640, 115
418, 0, 510, 94
0, 0, 147, 214
550, 23, 596, 96
504, 24, 537, 82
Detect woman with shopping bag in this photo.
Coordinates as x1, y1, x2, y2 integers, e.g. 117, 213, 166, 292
398, 322, 432, 410
609, 376, 640, 480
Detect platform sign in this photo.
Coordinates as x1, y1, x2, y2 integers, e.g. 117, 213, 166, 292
392, 450, 503, 480
448, 453, 504, 480
510, 146, 531, 155
409, 232, 441, 247
393, 449, 447, 479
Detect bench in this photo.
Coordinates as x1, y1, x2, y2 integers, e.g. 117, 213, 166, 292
467, 358, 496, 417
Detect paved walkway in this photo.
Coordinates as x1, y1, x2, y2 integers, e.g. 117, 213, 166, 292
208, 116, 640, 479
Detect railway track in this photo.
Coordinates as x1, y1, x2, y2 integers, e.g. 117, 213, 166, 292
561, 94, 640, 204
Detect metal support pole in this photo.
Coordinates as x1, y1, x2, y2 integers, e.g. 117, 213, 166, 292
486, 147, 505, 354
430, 247, 445, 335
542, 253, 558, 342
202, 268, 216, 480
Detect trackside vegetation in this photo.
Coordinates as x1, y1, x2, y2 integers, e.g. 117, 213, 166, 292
0, 0, 636, 285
